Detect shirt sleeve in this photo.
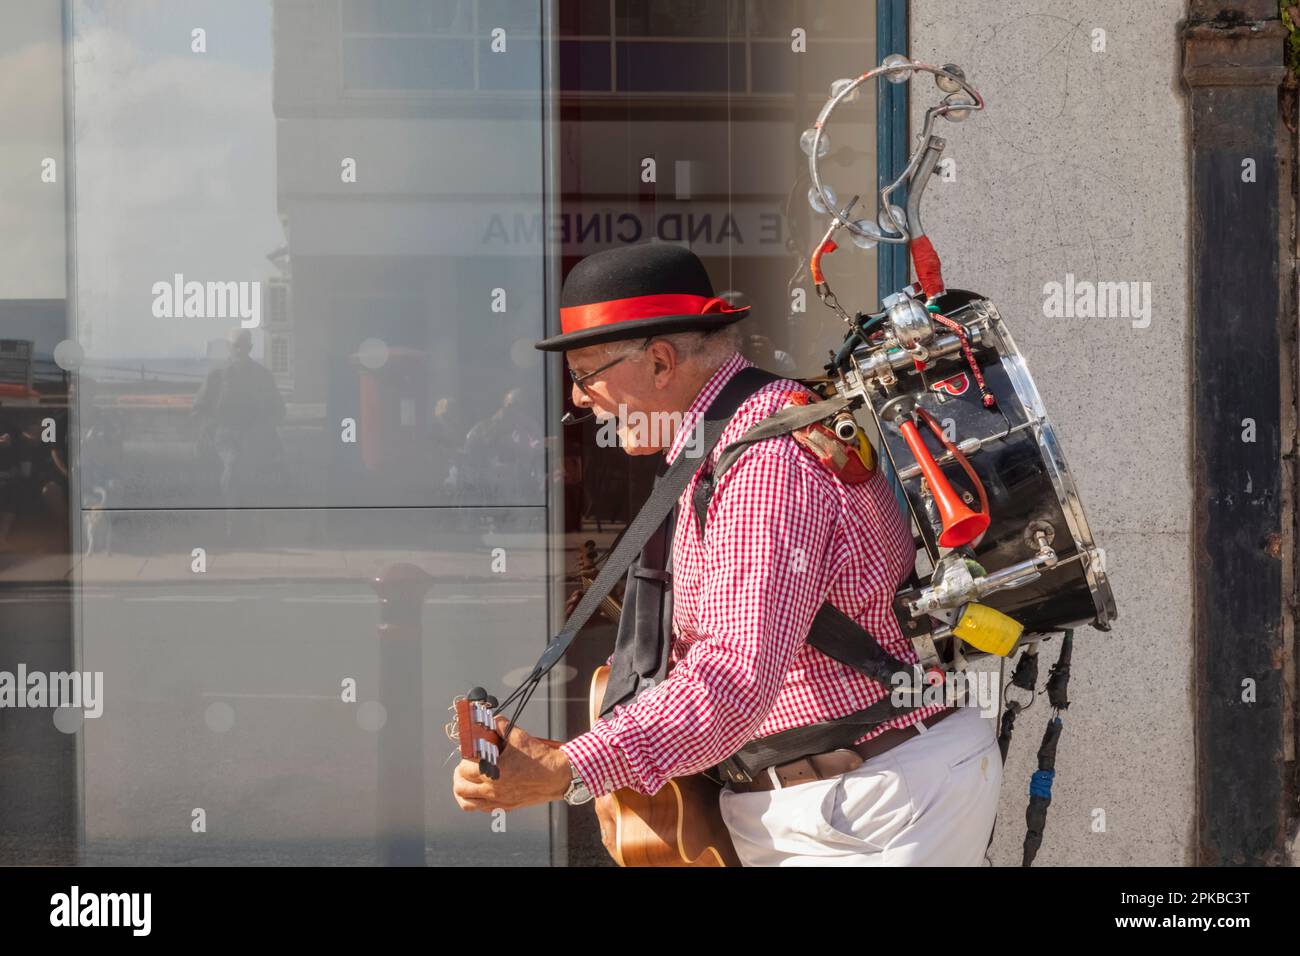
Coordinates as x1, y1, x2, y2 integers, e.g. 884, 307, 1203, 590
561, 444, 840, 797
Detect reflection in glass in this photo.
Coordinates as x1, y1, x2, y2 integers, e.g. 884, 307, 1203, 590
77, 507, 551, 865
69, 0, 546, 510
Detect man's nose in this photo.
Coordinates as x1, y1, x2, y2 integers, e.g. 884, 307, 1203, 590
572, 382, 592, 407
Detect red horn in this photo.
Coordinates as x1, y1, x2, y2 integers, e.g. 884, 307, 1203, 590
898, 417, 989, 548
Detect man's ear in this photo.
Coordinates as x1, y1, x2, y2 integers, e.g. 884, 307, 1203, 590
649, 339, 676, 384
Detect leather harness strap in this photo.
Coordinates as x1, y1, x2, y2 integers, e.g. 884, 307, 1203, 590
727, 706, 960, 793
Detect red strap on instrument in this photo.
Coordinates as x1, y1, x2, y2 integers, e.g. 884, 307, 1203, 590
810, 239, 838, 285
910, 235, 945, 299
930, 310, 997, 409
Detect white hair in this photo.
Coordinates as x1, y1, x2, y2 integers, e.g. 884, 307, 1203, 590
595, 324, 742, 373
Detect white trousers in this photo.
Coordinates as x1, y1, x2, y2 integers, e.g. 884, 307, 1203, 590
718, 705, 1002, 866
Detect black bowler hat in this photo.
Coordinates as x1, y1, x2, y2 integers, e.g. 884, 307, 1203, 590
534, 242, 750, 352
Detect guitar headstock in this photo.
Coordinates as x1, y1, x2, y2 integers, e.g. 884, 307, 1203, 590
452, 686, 502, 780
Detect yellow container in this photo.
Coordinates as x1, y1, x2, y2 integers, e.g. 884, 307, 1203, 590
953, 602, 1023, 657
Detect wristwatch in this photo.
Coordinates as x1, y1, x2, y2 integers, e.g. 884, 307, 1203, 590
562, 760, 594, 806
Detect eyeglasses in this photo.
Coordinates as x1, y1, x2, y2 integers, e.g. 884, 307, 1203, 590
567, 337, 653, 398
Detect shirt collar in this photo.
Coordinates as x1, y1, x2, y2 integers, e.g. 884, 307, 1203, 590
664, 351, 753, 465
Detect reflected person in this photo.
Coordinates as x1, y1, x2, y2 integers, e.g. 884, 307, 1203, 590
192, 329, 286, 522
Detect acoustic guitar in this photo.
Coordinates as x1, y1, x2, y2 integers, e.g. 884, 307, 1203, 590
583, 663, 740, 867
450, 541, 741, 867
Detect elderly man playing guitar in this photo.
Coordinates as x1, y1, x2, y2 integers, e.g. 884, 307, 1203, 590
452, 242, 1002, 866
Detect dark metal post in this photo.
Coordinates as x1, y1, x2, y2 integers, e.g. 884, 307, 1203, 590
1182, 0, 1290, 865
371, 563, 434, 866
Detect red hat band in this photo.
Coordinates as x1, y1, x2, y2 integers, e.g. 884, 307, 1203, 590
559, 293, 744, 336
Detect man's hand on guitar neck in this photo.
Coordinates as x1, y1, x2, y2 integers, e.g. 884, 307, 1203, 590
452, 715, 576, 813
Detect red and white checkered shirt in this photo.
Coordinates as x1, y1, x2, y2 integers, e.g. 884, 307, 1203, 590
561, 351, 945, 797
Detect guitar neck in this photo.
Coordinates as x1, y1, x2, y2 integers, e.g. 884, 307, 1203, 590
580, 572, 624, 624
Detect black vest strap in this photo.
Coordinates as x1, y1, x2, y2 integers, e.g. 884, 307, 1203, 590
598, 467, 677, 717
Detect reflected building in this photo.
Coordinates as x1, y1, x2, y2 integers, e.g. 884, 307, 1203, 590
270, 0, 548, 509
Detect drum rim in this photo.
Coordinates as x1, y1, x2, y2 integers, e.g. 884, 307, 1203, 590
976, 300, 1118, 629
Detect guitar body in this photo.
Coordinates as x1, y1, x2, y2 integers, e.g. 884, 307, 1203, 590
587, 666, 741, 867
